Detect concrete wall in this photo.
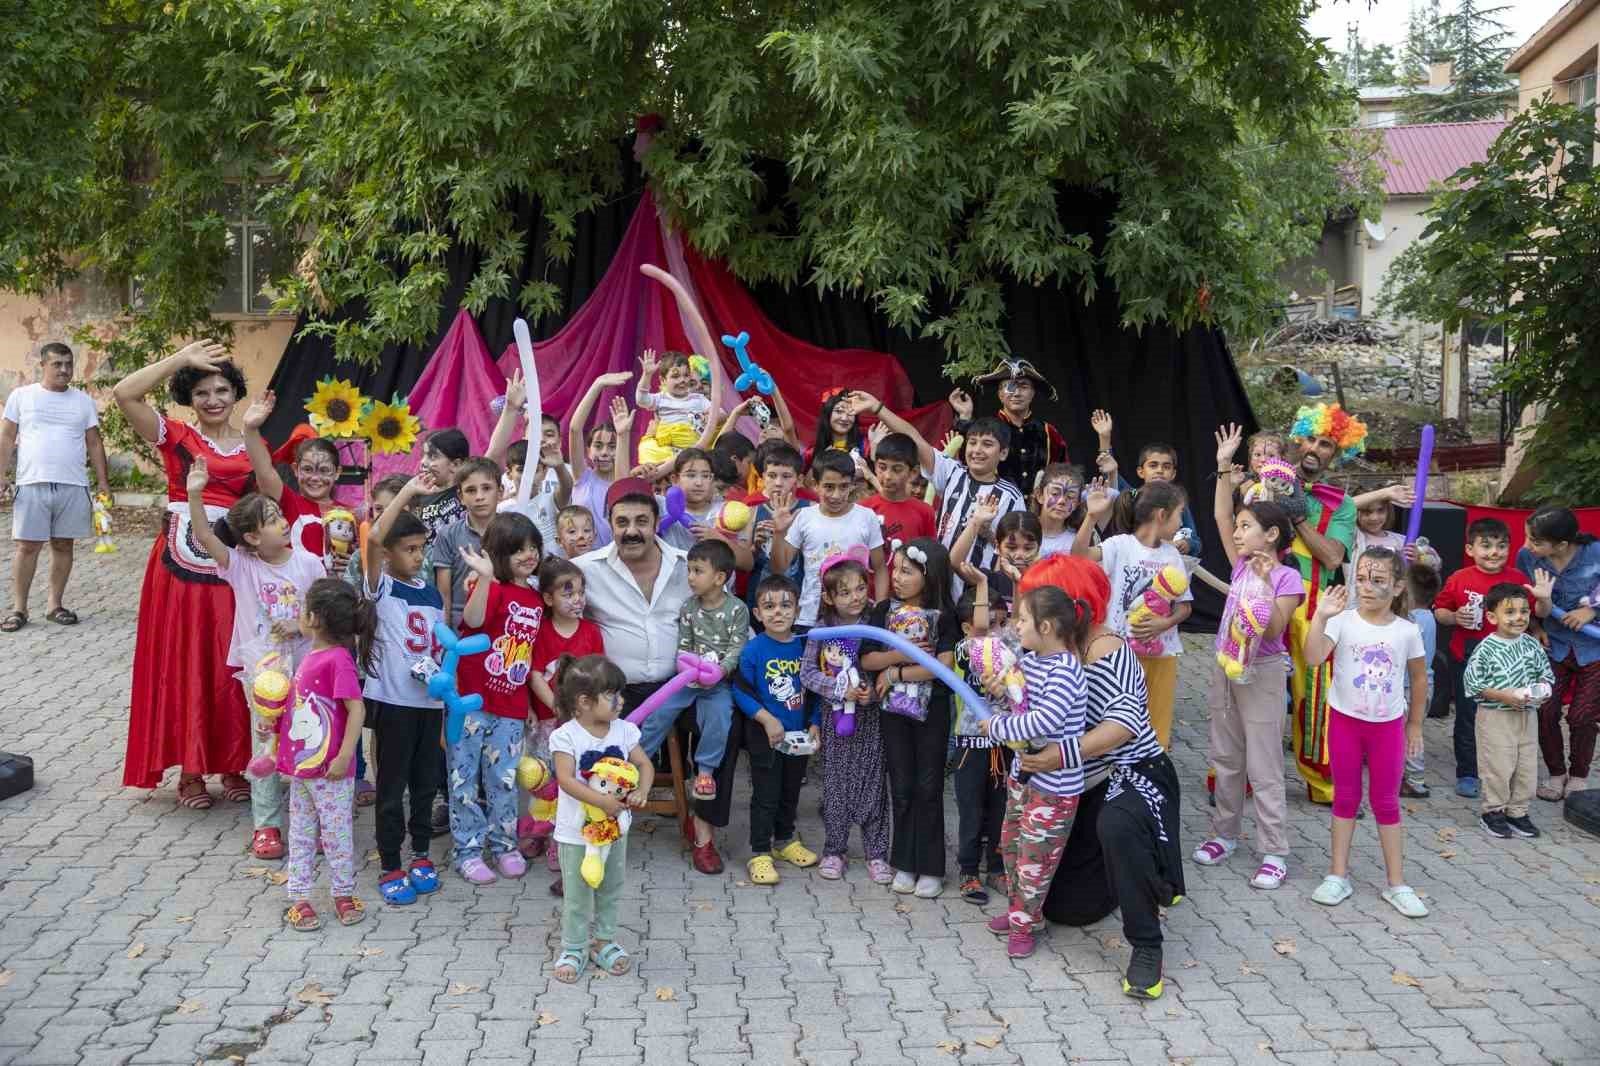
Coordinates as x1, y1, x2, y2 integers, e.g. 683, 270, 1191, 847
1513, 5, 1599, 114
1278, 218, 1358, 299
1360, 197, 1433, 316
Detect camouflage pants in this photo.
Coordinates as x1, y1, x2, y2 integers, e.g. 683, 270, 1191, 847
999, 779, 1079, 930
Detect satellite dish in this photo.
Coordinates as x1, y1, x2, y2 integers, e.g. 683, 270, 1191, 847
1363, 218, 1388, 243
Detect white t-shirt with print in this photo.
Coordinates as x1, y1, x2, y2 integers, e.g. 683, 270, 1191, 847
1099, 533, 1194, 658
1323, 611, 1426, 723
783, 504, 885, 626
645, 391, 712, 432
549, 718, 642, 846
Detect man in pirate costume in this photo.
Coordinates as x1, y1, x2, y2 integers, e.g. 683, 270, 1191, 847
951, 358, 1068, 495
1281, 403, 1363, 805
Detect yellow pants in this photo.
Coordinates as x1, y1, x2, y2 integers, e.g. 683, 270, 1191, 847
1137, 654, 1179, 750
636, 421, 699, 466
1287, 592, 1334, 804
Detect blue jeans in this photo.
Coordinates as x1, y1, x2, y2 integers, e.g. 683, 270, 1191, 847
637, 681, 733, 777
447, 709, 524, 864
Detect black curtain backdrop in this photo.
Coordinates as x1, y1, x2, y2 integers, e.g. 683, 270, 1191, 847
264, 154, 1255, 625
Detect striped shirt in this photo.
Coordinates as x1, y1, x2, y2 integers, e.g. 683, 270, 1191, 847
1059, 643, 1164, 773
987, 650, 1087, 796
1463, 633, 1554, 713
929, 451, 1025, 598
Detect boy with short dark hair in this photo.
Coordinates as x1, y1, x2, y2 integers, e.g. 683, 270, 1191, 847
1434, 517, 1533, 799
734, 574, 819, 884
1463, 583, 1554, 839
747, 444, 811, 609
862, 430, 937, 554
432, 458, 504, 627
769, 449, 886, 626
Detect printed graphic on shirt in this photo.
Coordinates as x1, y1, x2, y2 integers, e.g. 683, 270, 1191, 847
256, 579, 304, 633
765, 657, 804, 712
1350, 642, 1400, 718
1113, 560, 1163, 623
485, 600, 543, 690
286, 690, 336, 774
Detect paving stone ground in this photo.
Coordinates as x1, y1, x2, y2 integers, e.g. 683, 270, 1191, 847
2, 534, 1600, 1065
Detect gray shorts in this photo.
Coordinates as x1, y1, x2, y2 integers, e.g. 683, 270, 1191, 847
12, 483, 92, 542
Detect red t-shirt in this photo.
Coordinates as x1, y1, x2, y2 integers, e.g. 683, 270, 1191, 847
1434, 563, 1532, 660
278, 486, 327, 560
457, 582, 545, 720
862, 494, 937, 550
528, 618, 607, 720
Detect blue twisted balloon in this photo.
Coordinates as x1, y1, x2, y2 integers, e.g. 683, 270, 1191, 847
429, 623, 492, 744
723, 331, 774, 395
807, 624, 992, 721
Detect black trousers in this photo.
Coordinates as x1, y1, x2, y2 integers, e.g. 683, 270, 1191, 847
1097, 754, 1185, 951
881, 700, 951, 877
1451, 641, 1482, 780
371, 700, 445, 871
746, 724, 807, 853
953, 745, 1008, 875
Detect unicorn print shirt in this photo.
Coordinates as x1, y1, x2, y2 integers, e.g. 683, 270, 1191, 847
277, 645, 363, 778
1322, 611, 1426, 723
215, 545, 327, 672
456, 581, 545, 720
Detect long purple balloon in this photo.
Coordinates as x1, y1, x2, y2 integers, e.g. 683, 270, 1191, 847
1405, 423, 1435, 544
625, 652, 722, 725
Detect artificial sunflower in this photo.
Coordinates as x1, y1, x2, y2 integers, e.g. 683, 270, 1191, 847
361, 396, 422, 455
305, 378, 366, 437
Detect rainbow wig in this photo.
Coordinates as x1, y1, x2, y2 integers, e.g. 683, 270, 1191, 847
1290, 403, 1368, 465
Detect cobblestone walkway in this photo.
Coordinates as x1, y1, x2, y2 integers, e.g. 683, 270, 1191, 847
2, 538, 1599, 1064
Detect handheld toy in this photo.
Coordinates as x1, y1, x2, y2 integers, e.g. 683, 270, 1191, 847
92, 493, 116, 553
428, 623, 493, 744
579, 755, 640, 887
247, 652, 292, 778
1127, 564, 1189, 657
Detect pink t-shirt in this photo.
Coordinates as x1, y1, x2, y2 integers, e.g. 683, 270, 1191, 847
216, 546, 328, 669
277, 645, 363, 778
1222, 557, 1304, 658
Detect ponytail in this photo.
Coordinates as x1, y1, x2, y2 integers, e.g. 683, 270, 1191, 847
1019, 585, 1092, 653
305, 578, 380, 675
1526, 506, 1597, 548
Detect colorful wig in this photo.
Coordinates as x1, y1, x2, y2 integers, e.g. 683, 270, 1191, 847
1018, 554, 1110, 626
1290, 402, 1368, 465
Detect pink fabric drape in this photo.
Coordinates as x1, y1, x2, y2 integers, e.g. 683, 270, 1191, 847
371, 307, 505, 480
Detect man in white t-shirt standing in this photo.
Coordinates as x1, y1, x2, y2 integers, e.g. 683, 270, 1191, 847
0, 343, 111, 630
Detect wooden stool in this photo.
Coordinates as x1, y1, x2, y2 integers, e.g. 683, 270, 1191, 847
642, 731, 693, 844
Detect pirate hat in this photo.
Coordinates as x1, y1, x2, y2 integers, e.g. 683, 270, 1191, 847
973, 357, 1057, 401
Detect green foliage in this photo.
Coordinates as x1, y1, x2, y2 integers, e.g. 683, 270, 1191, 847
3, 0, 1382, 378
1381, 98, 1599, 503
1400, 0, 1516, 124
1334, 40, 1402, 88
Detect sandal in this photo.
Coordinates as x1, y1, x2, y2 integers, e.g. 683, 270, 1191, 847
44, 607, 77, 626
333, 896, 366, 926
177, 776, 213, 810
691, 772, 717, 801
552, 947, 587, 983
285, 900, 320, 931
0, 611, 26, 633
590, 941, 631, 975
960, 876, 989, 905
221, 774, 252, 803
355, 780, 377, 807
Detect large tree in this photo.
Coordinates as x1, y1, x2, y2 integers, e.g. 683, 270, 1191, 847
2, 0, 1381, 376
1401, 0, 1516, 123
1380, 99, 1599, 503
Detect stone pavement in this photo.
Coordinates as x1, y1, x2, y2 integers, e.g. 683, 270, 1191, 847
2, 535, 1600, 1065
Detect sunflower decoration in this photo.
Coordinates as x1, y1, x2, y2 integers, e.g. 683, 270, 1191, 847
305, 378, 367, 437
361, 395, 422, 455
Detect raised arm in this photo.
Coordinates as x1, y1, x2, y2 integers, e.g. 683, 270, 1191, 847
769, 384, 801, 449
241, 390, 284, 501
458, 546, 496, 630
1214, 423, 1244, 568
633, 350, 659, 410
185, 457, 230, 568
487, 371, 528, 468
609, 396, 634, 478
568, 371, 633, 481
1351, 483, 1414, 510
112, 340, 229, 444
1071, 479, 1112, 562
850, 391, 934, 474
367, 472, 437, 590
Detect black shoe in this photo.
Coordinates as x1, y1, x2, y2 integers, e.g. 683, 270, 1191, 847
1401, 779, 1430, 798
1480, 811, 1513, 839
1505, 814, 1541, 838
431, 796, 450, 833
1122, 945, 1163, 1000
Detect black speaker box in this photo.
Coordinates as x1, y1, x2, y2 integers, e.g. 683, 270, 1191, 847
0, 752, 34, 800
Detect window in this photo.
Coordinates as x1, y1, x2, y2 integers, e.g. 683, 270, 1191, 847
130, 181, 292, 316
1572, 70, 1596, 111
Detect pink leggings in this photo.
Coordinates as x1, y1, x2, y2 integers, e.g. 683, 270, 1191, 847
1328, 709, 1404, 825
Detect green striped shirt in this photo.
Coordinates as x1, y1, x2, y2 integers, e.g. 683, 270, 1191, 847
1463, 634, 1554, 712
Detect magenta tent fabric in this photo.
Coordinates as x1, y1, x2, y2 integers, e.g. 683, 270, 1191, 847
371, 307, 505, 480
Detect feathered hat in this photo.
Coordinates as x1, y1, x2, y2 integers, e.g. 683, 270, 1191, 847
973, 357, 1057, 401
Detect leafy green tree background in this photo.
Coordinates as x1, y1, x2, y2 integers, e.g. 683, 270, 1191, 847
3, 0, 1381, 381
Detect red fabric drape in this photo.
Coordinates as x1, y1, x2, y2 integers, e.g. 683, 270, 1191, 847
1446, 501, 1600, 560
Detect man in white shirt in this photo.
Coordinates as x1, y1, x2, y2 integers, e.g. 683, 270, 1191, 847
573, 478, 727, 875
0, 343, 110, 630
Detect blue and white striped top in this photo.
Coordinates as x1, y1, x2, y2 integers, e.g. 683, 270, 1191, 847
987, 650, 1087, 797
1059, 642, 1164, 773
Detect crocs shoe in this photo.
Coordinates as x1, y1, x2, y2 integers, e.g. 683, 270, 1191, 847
1311, 874, 1352, 906
1455, 777, 1480, 799
496, 851, 527, 879
407, 858, 440, 894
1251, 856, 1288, 890
1007, 928, 1036, 958
867, 860, 894, 885
818, 855, 845, 880
379, 870, 417, 906
747, 854, 780, 886
1192, 837, 1236, 866
250, 827, 285, 860
1381, 884, 1428, 918
774, 839, 818, 868
987, 913, 1013, 935
459, 857, 497, 885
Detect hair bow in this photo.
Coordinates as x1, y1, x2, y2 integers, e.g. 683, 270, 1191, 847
904, 545, 928, 566
820, 545, 871, 579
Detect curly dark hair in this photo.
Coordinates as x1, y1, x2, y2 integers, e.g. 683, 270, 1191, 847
170, 359, 248, 407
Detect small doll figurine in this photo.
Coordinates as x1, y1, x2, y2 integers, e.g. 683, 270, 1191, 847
516, 755, 559, 842
578, 754, 639, 888
1216, 586, 1273, 683
92, 493, 116, 554
323, 507, 358, 559
1242, 458, 1306, 522
884, 606, 933, 720
818, 640, 863, 737
1127, 564, 1189, 658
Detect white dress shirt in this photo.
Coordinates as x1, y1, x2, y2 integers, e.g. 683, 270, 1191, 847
573, 537, 692, 684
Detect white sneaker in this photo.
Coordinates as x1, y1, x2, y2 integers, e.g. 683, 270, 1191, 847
1192, 837, 1237, 866
913, 875, 943, 898
1251, 856, 1288, 890
1311, 874, 1352, 906
1382, 884, 1429, 918
891, 870, 916, 894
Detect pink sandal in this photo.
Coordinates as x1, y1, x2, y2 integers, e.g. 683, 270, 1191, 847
177, 776, 213, 810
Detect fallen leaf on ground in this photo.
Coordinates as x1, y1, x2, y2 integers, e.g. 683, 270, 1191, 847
1586, 895, 1600, 907
242, 866, 270, 879
358, 947, 384, 958
174, 915, 195, 924
1439, 850, 1457, 860
1171, 1058, 1194, 1065
1165, 1008, 1181, 1017
1404, 803, 1418, 814
894, 903, 910, 914
974, 1035, 1002, 1048
445, 982, 481, 996
695, 903, 715, 912
536, 1011, 558, 1026
654, 987, 675, 1001
176, 998, 203, 1014
1182, 960, 1198, 969
295, 983, 335, 1007
126, 943, 145, 959
366, 850, 380, 861
936, 1040, 962, 1054
1435, 827, 1457, 842
1257, 1042, 1273, 1052
1272, 938, 1296, 956
267, 872, 288, 886
1391, 971, 1423, 988
1101, 935, 1126, 950
733, 880, 751, 888
1238, 962, 1260, 976
0, 970, 14, 987
636, 820, 657, 834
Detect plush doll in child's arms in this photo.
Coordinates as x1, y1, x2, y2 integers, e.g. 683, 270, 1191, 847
578, 755, 639, 888
1127, 564, 1189, 657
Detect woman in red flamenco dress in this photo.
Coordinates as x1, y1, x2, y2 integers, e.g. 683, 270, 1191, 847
115, 341, 257, 808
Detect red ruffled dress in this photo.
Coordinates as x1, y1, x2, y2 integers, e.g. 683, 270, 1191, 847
121, 417, 256, 788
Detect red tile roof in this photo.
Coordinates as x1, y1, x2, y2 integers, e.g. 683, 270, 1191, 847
1378, 121, 1508, 196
